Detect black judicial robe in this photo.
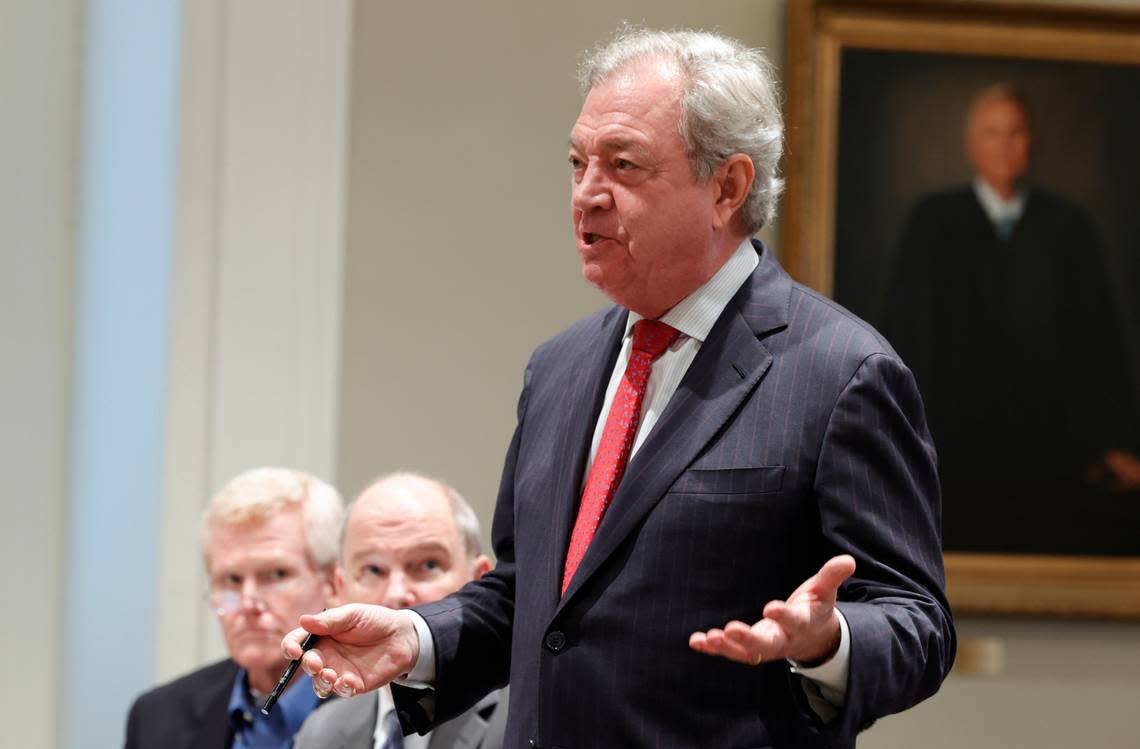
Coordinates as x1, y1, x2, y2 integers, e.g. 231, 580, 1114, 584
881, 185, 1138, 555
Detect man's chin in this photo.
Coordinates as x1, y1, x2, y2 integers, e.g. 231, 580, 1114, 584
235, 653, 286, 683
580, 263, 607, 289
230, 637, 284, 671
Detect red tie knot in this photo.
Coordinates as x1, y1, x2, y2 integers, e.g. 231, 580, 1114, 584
630, 319, 681, 360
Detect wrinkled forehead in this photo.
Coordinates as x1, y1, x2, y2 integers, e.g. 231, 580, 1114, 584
346, 484, 463, 547
204, 511, 310, 568
573, 61, 687, 148
583, 57, 685, 114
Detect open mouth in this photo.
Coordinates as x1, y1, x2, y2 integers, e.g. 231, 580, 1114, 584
583, 232, 607, 246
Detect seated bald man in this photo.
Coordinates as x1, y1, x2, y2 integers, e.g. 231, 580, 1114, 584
293, 473, 506, 749
125, 467, 345, 748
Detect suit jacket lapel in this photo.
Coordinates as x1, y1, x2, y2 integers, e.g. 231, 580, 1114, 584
338, 695, 379, 748
556, 246, 790, 610
543, 306, 628, 603
308, 694, 377, 749
188, 661, 238, 749
428, 690, 502, 749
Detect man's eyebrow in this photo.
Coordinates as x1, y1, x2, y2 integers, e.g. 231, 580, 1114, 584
349, 540, 452, 562
408, 541, 452, 556
347, 548, 381, 565
567, 136, 652, 160
220, 552, 297, 569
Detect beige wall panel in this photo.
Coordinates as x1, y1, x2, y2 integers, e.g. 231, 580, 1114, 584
0, 1, 80, 747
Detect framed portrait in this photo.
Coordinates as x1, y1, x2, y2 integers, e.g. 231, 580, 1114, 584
783, 0, 1140, 617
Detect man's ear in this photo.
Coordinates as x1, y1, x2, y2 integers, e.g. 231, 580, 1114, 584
470, 554, 493, 581
711, 153, 755, 231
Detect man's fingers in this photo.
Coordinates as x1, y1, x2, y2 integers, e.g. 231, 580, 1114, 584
300, 649, 325, 677
282, 607, 353, 660
282, 626, 310, 659
692, 623, 778, 665
723, 620, 752, 636
795, 554, 856, 601
690, 628, 755, 663
817, 554, 856, 588
690, 628, 731, 651
297, 607, 350, 636
692, 557, 854, 668
299, 652, 358, 695
762, 599, 808, 633
332, 672, 359, 698
762, 599, 786, 620
703, 627, 727, 646
723, 623, 764, 653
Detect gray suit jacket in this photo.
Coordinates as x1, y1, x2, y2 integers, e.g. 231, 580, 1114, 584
294, 687, 507, 749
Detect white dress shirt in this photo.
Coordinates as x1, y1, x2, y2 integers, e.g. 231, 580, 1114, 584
374, 685, 429, 749
406, 238, 850, 713
973, 176, 1027, 233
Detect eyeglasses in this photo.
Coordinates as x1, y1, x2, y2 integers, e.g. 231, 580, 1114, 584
207, 568, 311, 617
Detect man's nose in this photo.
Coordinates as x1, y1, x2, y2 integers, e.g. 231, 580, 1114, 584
571, 162, 613, 212
238, 579, 267, 612
382, 573, 418, 609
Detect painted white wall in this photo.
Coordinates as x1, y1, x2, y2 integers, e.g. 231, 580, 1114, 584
338, 2, 1140, 748
863, 618, 1140, 748
156, 0, 353, 677
336, 0, 783, 510
0, 1, 80, 746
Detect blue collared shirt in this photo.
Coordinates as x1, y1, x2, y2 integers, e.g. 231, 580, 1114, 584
227, 668, 322, 748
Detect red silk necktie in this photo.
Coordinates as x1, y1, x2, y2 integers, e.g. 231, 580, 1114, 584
561, 319, 681, 596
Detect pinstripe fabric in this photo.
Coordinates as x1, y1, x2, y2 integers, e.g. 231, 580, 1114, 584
409, 241, 955, 749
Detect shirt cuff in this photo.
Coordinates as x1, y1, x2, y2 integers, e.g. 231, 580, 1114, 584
399, 609, 437, 686
788, 607, 850, 709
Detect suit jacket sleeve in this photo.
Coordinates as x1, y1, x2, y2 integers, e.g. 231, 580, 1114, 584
813, 351, 955, 737
124, 696, 142, 749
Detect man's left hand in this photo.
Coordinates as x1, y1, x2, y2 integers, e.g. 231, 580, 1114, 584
688, 554, 855, 666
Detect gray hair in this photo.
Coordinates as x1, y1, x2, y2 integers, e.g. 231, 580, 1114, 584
443, 481, 485, 560
347, 472, 485, 561
201, 467, 346, 569
578, 27, 784, 234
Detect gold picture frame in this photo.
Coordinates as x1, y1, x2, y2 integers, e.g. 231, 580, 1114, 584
783, 0, 1140, 618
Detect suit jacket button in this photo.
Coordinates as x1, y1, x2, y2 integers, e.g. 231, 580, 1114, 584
529, 741, 540, 749
544, 630, 567, 653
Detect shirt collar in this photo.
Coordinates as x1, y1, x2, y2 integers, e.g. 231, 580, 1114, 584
227, 667, 321, 745
625, 238, 758, 343
973, 176, 1027, 224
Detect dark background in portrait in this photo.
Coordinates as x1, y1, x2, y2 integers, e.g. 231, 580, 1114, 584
832, 49, 1140, 555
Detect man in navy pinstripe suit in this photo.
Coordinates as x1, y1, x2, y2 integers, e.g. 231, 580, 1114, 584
286, 28, 955, 748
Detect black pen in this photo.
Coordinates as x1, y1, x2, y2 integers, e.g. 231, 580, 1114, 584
261, 631, 320, 715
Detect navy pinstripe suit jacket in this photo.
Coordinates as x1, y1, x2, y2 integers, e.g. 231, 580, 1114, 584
402, 241, 955, 748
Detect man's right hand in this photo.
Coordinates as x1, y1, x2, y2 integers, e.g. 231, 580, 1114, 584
281, 603, 420, 698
